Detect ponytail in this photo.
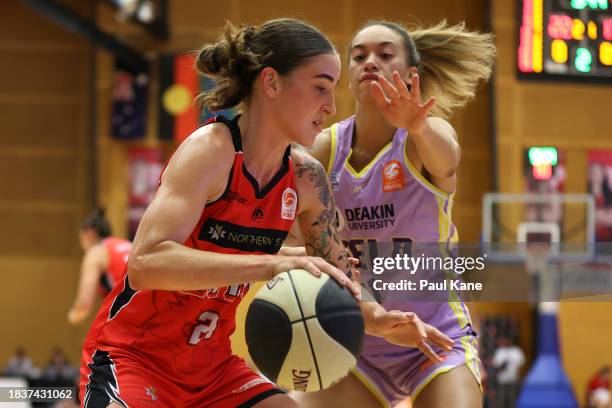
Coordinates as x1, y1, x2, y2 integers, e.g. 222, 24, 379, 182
81, 207, 112, 238
410, 20, 495, 119
196, 18, 336, 112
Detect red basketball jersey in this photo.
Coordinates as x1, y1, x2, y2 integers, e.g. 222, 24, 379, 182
83, 116, 296, 385
100, 237, 131, 294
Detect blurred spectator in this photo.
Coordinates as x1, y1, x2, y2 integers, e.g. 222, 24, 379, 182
492, 336, 525, 408
4, 347, 39, 379
480, 315, 521, 407
586, 366, 611, 408
67, 207, 131, 325
41, 348, 78, 385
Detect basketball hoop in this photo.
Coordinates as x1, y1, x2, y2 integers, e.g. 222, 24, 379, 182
481, 193, 595, 263
518, 221, 557, 275
525, 243, 552, 275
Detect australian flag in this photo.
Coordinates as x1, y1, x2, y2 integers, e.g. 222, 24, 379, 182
111, 63, 149, 139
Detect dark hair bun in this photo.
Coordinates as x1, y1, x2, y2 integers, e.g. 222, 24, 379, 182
196, 43, 229, 76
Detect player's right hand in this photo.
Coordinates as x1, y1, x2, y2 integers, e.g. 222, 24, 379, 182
67, 307, 86, 325
270, 255, 361, 301
374, 310, 454, 363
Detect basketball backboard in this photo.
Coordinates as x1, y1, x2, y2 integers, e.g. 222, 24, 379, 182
482, 193, 596, 262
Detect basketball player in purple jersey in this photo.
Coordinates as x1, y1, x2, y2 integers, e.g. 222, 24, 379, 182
289, 21, 495, 407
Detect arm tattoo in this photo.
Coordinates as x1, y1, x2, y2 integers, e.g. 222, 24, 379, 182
295, 159, 331, 208
296, 158, 351, 271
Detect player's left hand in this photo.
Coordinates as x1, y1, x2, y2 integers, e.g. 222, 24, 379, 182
278, 247, 360, 269
370, 71, 436, 136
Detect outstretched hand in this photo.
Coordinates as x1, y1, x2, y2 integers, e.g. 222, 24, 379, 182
370, 71, 436, 135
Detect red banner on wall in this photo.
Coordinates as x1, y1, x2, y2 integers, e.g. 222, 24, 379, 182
588, 150, 612, 242
128, 147, 165, 239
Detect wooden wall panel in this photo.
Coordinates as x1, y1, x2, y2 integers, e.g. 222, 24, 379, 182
0, 102, 82, 149
237, 0, 345, 36
0, 2, 79, 43
0, 210, 77, 257
0, 256, 89, 364
459, 92, 490, 151
0, 50, 87, 95
0, 156, 80, 202
0, 0, 94, 366
169, 0, 233, 30
456, 155, 492, 207
351, 1, 462, 27
519, 84, 608, 143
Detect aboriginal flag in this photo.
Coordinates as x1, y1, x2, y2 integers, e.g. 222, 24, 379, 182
159, 53, 238, 143
159, 54, 200, 143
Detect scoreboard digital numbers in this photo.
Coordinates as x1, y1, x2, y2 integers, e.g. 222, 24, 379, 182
518, 0, 611, 81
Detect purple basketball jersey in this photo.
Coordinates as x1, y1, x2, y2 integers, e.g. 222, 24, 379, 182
328, 116, 480, 404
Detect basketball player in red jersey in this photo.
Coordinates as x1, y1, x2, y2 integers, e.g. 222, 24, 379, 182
79, 19, 418, 408
68, 208, 131, 325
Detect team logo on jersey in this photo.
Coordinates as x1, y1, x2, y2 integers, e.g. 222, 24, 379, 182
343, 203, 396, 231
251, 206, 265, 222
199, 218, 288, 254
145, 385, 158, 401
209, 224, 226, 240
352, 184, 364, 195
382, 160, 406, 192
281, 188, 297, 220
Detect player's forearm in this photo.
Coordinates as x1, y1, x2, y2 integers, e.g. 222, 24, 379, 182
283, 222, 305, 247
411, 122, 460, 178
128, 240, 273, 290
69, 269, 99, 323
360, 300, 388, 337
278, 246, 307, 256
71, 291, 94, 315
302, 225, 351, 273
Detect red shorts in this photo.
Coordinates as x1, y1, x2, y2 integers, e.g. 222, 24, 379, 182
80, 348, 283, 407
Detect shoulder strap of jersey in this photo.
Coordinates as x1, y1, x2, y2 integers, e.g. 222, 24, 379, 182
329, 117, 354, 175
212, 115, 242, 152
